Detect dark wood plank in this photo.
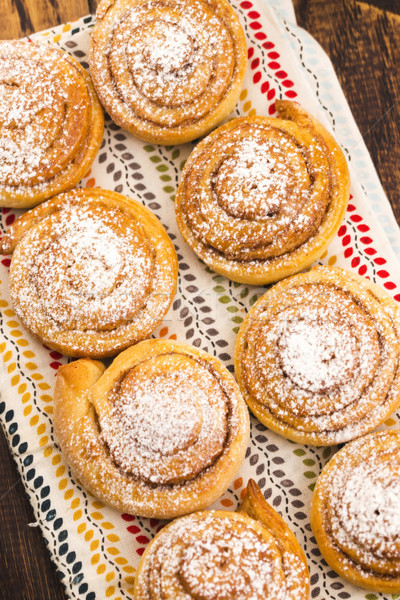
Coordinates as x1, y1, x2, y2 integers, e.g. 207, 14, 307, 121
0, 0, 90, 39
361, 0, 400, 14
293, 0, 400, 224
0, 430, 67, 600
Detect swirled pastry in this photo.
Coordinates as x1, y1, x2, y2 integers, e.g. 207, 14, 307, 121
0, 188, 177, 358
54, 340, 250, 518
0, 40, 104, 208
176, 100, 350, 284
89, 0, 247, 144
311, 430, 400, 592
134, 479, 309, 599
234, 266, 400, 445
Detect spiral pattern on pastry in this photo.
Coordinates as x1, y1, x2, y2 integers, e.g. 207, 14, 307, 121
234, 266, 400, 445
0, 40, 104, 208
176, 100, 350, 284
53, 340, 250, 518
311, 430, 400, 592
134, 479, 309, 599
89, 0, 247, 144
0, 188, 177, 358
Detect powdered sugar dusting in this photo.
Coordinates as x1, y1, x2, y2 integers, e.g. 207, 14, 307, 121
179, 118, 332, 267
213, 137, 294, 221
0, 40, 99, 202
11, 196, 153, 332
59, 343, 247, 517
318, 432, 400, 578
99, 350, 239, 485
90, 0, 245, 134
1, 42, 67, 185
240, 272, 400, 443
330, 459, 400, 560
8, 190, 176, 356
120, 11, 222, 111
113, 372, 201, 456
264, 292, 378, 407
136, 513, 292, 599
276, 315, 358, 393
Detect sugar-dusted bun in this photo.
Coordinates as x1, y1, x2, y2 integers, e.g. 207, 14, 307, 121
134, 479, 309, 599
89, 0, 247, 144
0, 188, 177, 358
235, 265, 400, 445
0, 40, 104, 208
176, 100, 350, 284
54, 339, 250, 519
311, 430, 400, 592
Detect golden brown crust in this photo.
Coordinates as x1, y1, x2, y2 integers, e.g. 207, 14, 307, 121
311, 430, 400, 592
54, 339, 250, 519
237, 479, 310, 600
234, 265, 400, 445
134, 479, 309, 599
1, 187, 178, 358
175, 100, 350, 284
0, 40, 104, 208
89, 0, 247, 144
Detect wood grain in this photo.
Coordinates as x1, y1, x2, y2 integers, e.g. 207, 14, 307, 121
0, 430, 67, 600
0, 1, 399, 599
293, 0, 400, 223
0, 0, 89, 39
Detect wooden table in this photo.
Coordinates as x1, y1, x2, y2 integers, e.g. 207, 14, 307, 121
0, 1, 399, 598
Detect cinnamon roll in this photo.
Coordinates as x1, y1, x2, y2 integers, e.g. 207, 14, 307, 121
0, 188, 177, 358
134, 479, 310, 599
89, 0, 247, 144
311, 430, 400, 592
0, 40, 104, 208
234, 266, 400, 445
176, 100, 350, 284
53, 340, 250, 519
